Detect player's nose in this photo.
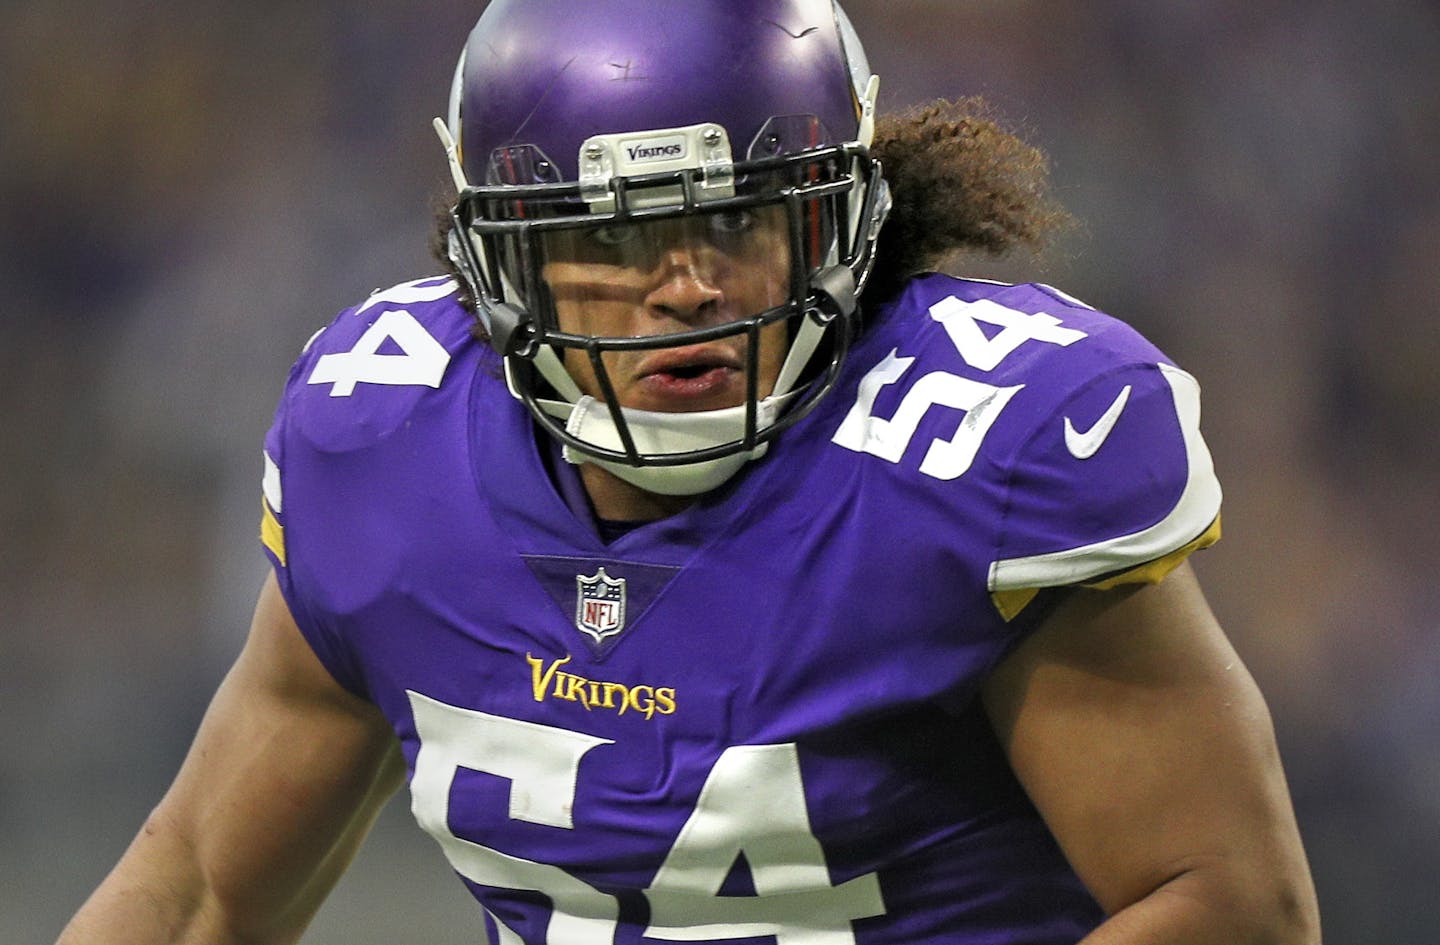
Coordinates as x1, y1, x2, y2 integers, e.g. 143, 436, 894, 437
644, 245, 724, 324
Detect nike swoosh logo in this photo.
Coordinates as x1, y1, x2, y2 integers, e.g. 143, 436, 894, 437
1064, 385, 1133, 459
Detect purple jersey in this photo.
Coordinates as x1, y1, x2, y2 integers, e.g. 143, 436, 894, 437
260, 272, 1221, 945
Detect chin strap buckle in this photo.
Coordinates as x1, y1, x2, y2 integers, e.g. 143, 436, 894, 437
810, 264, 858, 323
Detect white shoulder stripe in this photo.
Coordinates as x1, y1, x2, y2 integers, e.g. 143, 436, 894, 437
1035, 283, 1097, 310
262, 450, 283, 514
988, 364, 1221, 591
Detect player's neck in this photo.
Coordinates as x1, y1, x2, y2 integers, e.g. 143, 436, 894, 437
578, 463, 695, 524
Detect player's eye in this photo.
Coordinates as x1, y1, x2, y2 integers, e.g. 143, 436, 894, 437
589, 223, 640, 246
708, 210, 756, 236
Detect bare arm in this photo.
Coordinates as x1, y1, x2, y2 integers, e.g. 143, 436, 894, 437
983, 563, 1321, 944
56, 572, 405, 945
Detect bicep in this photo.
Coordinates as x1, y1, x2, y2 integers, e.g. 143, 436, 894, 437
981, 564, 1315, 931
91, 572, 402, 943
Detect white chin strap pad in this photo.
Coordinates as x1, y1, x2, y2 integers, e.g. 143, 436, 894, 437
533, 311, 827, 495
562, 396, 780, 496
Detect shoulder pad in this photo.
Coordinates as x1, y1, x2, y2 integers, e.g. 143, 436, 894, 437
835, 276, 1221, 614
280, 276, 480, 453
989, 362, 1220, 593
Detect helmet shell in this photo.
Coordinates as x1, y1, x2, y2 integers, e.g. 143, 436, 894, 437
456, 0, 866, 185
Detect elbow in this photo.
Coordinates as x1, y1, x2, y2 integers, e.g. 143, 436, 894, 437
1267, 879, 1322, 945
1242, 891, 1321, 945
1192, 865, 1322, 945
1229, 842, 1322, 945
1129, 856, 1321, 945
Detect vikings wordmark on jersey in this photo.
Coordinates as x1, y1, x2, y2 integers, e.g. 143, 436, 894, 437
260, 272, 1219, 945
527, 654, 678, 720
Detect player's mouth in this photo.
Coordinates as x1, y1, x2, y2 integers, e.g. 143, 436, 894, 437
633, 346, 747, 408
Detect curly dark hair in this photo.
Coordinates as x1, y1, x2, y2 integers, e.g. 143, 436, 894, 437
429, 190, 476, 312
430, 96, 1071, 314
865, 96, 1073, 301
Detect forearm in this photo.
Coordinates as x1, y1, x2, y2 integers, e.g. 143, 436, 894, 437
58, 743, 399, 945
55, 811, 265, 945
58, 885, 237, 945
57, 577, 404, 945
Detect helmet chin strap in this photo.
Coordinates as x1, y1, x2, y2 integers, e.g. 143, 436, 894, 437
525, 312, 828, 496
562, 396, 785, 496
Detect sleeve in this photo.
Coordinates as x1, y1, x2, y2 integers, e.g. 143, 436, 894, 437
987, 361, 1222, 620
258, 354, 372, 699
254, 275, 466, 697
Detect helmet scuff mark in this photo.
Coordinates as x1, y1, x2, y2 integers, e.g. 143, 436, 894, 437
764, 20, 820, 39
513, 56, 578, 142
608, 60, 648, 82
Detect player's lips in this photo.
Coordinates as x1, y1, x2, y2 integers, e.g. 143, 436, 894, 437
632, 345, 746, 404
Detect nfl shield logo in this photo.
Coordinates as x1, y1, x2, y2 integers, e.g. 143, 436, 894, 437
575, 567, 627, 643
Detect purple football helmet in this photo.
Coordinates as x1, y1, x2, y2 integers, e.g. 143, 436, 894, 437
438, 0, 889, 495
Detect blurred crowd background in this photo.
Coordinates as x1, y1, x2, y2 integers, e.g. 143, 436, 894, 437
3, 1, 1437, 942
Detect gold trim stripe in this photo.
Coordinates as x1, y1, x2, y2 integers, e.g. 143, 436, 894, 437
260, 498, 286, 567
1082, 515, 1221, 591
990, 516, 1222, 622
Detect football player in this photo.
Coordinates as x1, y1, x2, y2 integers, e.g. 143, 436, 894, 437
57, 2, 1320, 943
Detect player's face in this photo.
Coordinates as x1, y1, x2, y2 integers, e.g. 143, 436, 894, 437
539, 205, 791, 414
